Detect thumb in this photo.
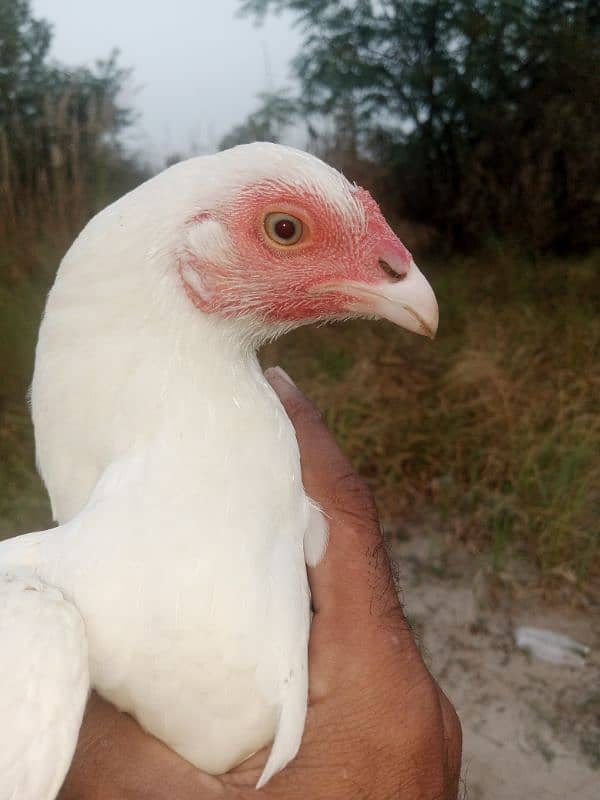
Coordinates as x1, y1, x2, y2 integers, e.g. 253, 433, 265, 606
266, 367, 401, 629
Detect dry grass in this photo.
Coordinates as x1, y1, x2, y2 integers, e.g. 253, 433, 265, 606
1, 240, 598, 585
263, 251, 600, 583
1, 80, 145, 280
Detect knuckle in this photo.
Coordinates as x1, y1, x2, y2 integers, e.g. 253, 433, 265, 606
333, 471, 377, 516
287, 396, 323, 427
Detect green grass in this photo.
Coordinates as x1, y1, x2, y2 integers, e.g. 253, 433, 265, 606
0, 242, 57, 536
1, 243, 599, 584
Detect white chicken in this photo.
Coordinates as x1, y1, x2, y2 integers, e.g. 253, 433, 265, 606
0, 143, 438, 799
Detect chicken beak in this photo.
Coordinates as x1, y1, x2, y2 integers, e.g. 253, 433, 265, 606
342, 260, 439, 338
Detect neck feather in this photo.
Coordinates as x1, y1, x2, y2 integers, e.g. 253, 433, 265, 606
32, 254, 281, 522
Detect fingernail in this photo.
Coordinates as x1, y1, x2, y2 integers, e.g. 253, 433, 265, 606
267, 366, 297, 388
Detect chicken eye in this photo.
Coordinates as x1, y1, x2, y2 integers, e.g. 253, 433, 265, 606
264, 212, 303, 246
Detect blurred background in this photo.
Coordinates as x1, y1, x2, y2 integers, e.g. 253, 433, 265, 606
0, 1, 598, 797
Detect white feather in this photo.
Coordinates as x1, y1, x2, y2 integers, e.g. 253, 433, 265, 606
0, 568, 89, 800
0, 144, 355, 796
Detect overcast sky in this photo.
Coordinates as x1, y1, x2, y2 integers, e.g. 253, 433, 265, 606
32, 0, 301, 165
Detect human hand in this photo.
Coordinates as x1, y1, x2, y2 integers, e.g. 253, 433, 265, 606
59, 367, 461, 799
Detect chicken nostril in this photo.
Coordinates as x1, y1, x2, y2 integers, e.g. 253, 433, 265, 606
378, 259, 407, 281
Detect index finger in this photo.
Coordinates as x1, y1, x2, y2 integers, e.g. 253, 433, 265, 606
266, 367, 404, 632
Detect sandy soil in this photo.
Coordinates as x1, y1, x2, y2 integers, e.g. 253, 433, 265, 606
389, 529, 599, 800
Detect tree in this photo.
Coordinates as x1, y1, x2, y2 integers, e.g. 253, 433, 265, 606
0, 0, 52, 120
237, 0, 600, 251
218, 90, 296, 150
0, 0, 140, 243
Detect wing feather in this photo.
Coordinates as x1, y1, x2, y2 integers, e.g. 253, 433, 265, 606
0, 573, 89, 800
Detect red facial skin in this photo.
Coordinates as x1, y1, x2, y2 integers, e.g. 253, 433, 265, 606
179, 180, 412, 324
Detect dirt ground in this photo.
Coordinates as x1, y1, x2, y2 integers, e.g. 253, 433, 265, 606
389, 528, 599, 800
